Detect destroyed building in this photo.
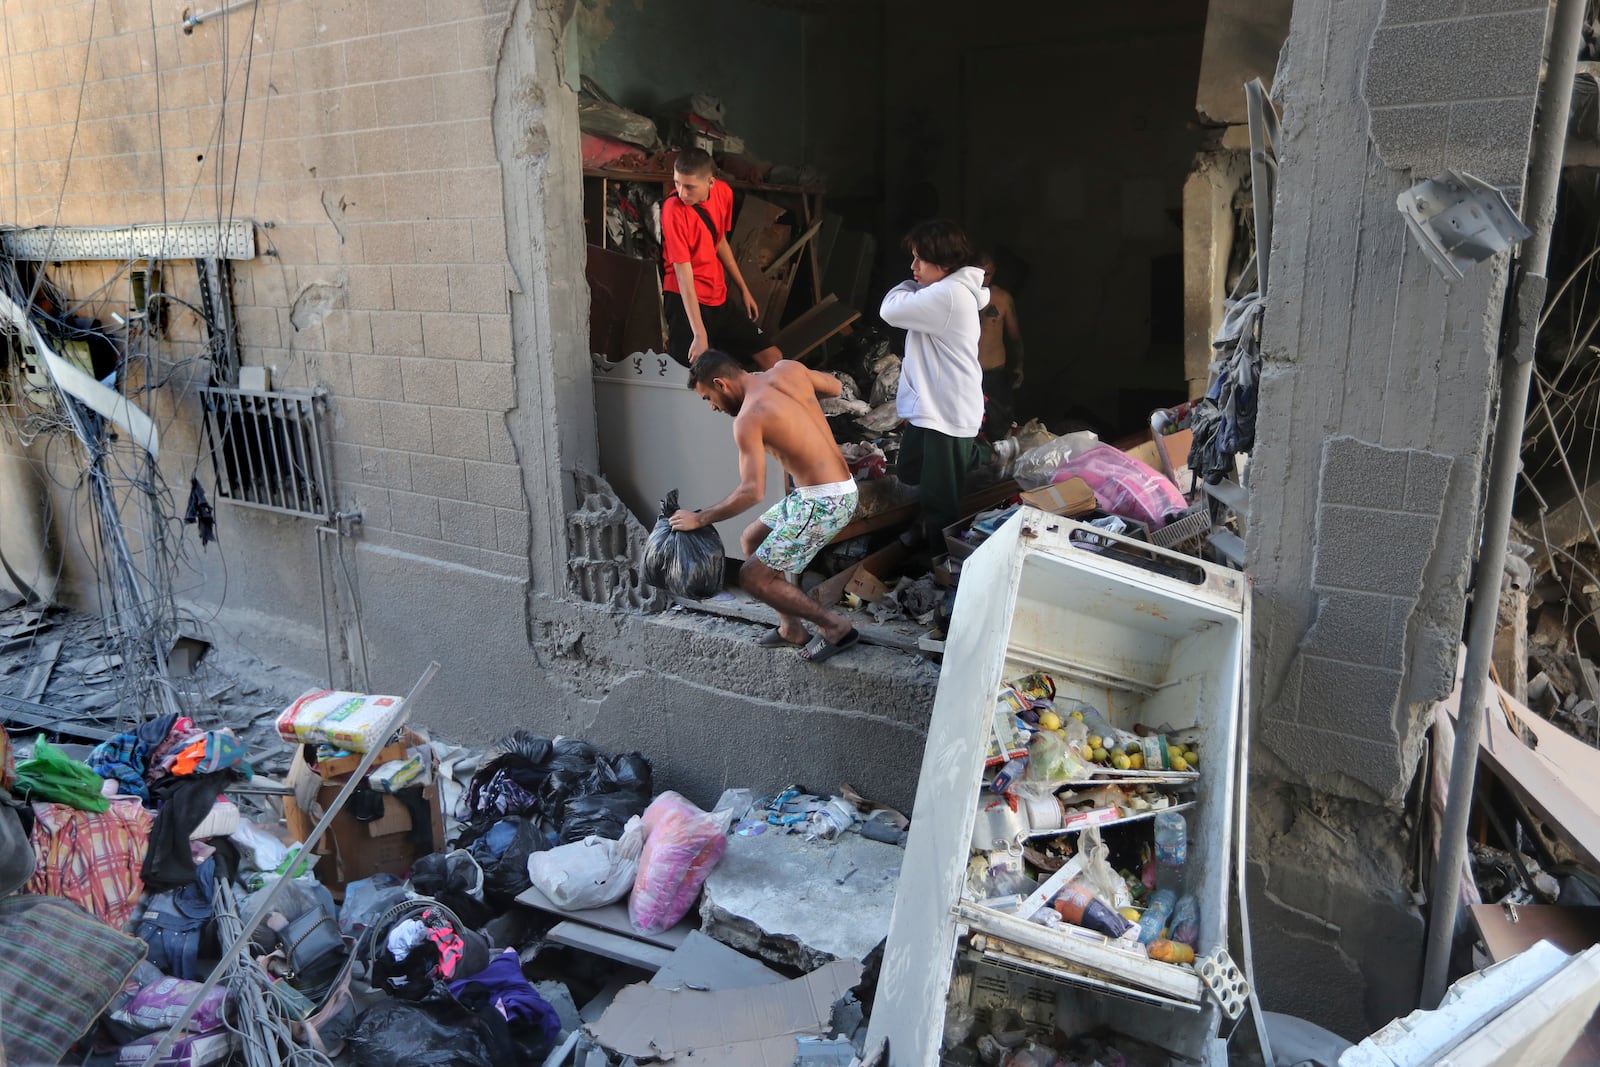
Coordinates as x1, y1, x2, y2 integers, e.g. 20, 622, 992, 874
0, 0, 1583, 1046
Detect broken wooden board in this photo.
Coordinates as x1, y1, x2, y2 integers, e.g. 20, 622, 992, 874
811, 542, 906, 609
1439, 671, 1600, 870
1470, 904, 1600, 962
772, 295, 860, 364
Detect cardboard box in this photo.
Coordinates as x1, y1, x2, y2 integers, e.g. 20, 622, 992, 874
844, 568, 889, 603
313, 727, 425, 780
1019, 477, 1096, 518
282, 749, 445, 898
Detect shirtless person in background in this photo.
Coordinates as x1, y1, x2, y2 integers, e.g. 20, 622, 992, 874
669, 350, 862, 663
977, 252, 1024, 435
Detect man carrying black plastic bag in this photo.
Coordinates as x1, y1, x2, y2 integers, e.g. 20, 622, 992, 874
669, 350, 862, 663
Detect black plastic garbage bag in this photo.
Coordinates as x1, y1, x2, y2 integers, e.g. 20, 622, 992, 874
641, 489, 725, 599
558, 790, 649, 844
468, 816, 547, 905
347, 1001, 493, 1067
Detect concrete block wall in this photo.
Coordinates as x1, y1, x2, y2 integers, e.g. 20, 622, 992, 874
1245, 0, 1548, 1036
0, 0, 526, 584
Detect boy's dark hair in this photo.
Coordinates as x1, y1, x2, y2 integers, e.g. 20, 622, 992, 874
686, 349, 743, 389
674, 147, 715, 176
902, 219, 973, 272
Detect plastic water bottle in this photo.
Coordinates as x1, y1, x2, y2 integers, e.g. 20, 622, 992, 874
1153, 810, 1188, 890
1137, 888, 1176, 944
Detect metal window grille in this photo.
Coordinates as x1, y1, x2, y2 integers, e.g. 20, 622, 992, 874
200, 386, 332, 519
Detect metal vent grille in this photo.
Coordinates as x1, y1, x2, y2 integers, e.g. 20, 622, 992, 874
200, 387, 332, 519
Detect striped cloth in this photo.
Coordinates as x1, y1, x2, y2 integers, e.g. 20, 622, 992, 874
0, 894, 148, 1066
26, 798, 154, 930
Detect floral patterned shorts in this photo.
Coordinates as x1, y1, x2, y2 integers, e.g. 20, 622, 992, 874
754, 480, 858, 574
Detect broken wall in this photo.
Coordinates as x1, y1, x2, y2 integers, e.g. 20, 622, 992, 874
880, 0, 1208, 436
0, 0, 944, 813
1246, 0, 1549, 1037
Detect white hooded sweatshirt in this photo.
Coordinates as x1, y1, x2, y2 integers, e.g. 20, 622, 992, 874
879, 265, 990, 438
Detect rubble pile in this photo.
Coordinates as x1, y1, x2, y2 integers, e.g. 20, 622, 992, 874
0, 659, 904, 1067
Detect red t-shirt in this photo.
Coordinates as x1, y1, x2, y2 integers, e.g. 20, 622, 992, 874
661, 179, 732, 306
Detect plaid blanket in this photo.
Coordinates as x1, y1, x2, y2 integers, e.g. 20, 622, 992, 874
27, 798, 154, 930
0, 894, 147, 1066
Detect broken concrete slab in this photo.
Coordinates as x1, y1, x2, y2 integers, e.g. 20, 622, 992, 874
700, 826, 902, 972
649, 929, 783, 992
535, 980, 583, 1034
587, 957, 863, 1066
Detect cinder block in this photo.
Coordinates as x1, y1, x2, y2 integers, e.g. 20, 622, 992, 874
371, 311, 425, 356
1296, 655, 1404, 744
344, 36, 400, 86
384, 172, 442, 222
421, 312, 483, 360
466, 460, 524, 509
456, 362, 513, 411
365, 446, 412, 490
396, 25, 461, 77
378, 400, 434, 452
472, 217, 509, 264
440, 498, 499, 551
374, 76, 437, 127
235, 305, 283, 349
334, 397, 386, 448
293, 44, 348, 95
496, 506, 530, 555
1379, 0, 1465, 22
392, 265, 452, 312
430, 407, 490, 459
409, 454, 468, 500
1403, 450, 1453, 515
457, 14, 507, 69
1320, 436, 1408, 511
379, 0, 433, 34
460, 118, 496, 167
404, 124, 468, 172
432, 71, 494, 122
478, 314, 513, 362
359, 222, 416, 264
344, 265, 395, 311
439, 167, 501, 218
487, 417, 518, 464
1312, 504, 1441, 595
1446, 97, 1540, 188
448, 264, 508, 314
1365, 11, 1545, 109
1366, 104, 1449, 174
414, 221, 475, 265
324, 309, 374, 354
351, 354, 404, 400
389, 489, 441, 538
313, 351, 355, 397
1302, 590, 1400, 666
1385, 598, 1413, 671
400, 357, 459, 405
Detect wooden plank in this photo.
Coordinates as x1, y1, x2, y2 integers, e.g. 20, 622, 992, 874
582, 167, 824, 195
547, 921, 674, 972
762, 218, 824, 279
18, 638, 61, 701
772, 295, 860, 364
1470, 904, 1600, 963
515, 883, 692, 951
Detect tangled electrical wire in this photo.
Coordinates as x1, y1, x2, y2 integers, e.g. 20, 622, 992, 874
0, 251, 227, 724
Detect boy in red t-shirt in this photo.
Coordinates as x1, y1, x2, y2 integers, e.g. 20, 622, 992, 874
661, 148, 781, 369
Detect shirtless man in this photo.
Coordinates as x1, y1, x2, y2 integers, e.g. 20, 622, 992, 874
669, 350, 861, 663
976, 252, 1024, 435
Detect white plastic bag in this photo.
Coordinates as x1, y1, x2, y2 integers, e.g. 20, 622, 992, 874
527, 815, 644, 910
1011, 431, 1100, 489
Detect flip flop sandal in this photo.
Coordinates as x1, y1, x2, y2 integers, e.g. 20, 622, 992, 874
799, 627, 861, 663
756, 627, 810, 648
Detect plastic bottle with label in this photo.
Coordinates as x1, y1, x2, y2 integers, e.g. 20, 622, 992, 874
1153, 810, 1188, 891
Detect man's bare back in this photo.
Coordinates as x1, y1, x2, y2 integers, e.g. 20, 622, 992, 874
735, 361, 850, 488
978, 285, 1017, 371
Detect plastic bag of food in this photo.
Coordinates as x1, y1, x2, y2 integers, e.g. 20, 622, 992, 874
1023, 730, 1089, 783
13, 736, 109, 811
528, 815, 644, 910
1053, 445, 1187, 529
629, 792, 732, 933
641, 490, 725, 599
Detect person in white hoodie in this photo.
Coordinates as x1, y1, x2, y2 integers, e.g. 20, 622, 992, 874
879, 220, 1016, 545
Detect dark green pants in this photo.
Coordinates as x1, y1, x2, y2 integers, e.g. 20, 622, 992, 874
897, 424, 990, 543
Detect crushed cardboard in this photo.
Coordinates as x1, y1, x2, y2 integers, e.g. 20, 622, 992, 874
587, 957, 863, 1065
